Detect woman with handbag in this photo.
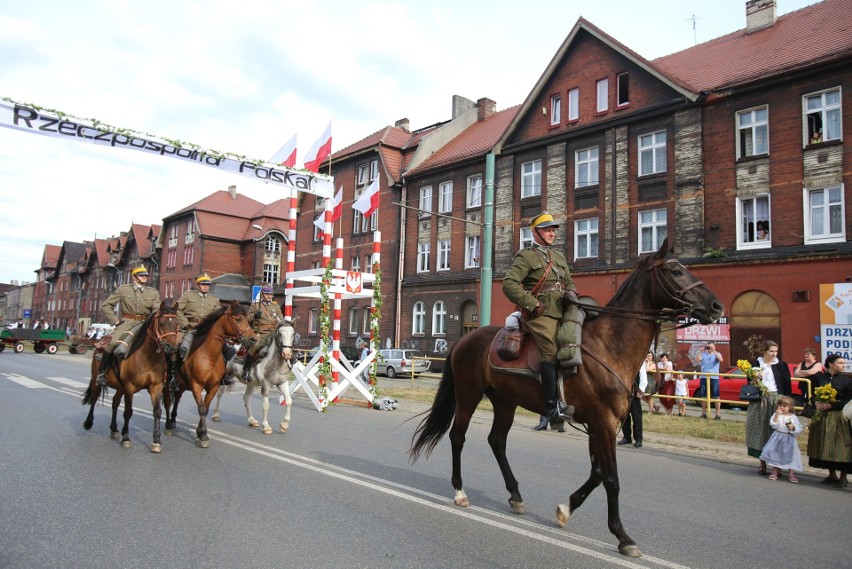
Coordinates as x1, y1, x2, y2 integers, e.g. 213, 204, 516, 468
745, 340, 792, 475
806, 355, 852, 488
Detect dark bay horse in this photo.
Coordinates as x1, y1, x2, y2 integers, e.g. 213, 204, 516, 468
82, 303, 180, 452
408, 239, 723, 557
212, 319, 297, 434
164, 301, 256, 448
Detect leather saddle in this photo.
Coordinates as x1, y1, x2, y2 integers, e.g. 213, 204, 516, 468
488, 327, 540, 380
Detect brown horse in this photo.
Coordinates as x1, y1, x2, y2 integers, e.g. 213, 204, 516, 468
82, 303, 180, 452
164, 301, 256, 448
409, 240, 723, 557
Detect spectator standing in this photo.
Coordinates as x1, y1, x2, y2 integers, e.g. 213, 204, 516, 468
759, 396, 803, 483
642, 351, 658, 414
674, 372, 688, 416
794, 347, 823, 404
699, 343, 724, 420
656, 353, 675, 415
618, 361, 647, 448
745, 340, 792, 475
806, 355, 851, 488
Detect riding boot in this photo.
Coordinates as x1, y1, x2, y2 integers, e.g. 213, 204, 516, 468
96, 351, 113, 387
242, 353, 253, 382
541, 361, 574, 422
167, 356, 180, 392
533, 415, 548, 431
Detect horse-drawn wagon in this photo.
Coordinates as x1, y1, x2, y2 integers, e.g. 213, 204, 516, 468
0, 328, 66, 354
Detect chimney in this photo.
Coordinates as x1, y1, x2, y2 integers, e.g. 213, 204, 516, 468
477, 98, 496, 121
228, 185, 237, 199
395, 118, 410, 133
746, 0, 776, 33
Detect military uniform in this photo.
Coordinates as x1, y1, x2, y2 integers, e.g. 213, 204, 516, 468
176, 289, 221, 331
101, 282, 161, 353
248, 300, 284, 334
502, 243, 574, 360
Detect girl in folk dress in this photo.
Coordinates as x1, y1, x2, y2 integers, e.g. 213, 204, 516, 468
759, 396, 803, 483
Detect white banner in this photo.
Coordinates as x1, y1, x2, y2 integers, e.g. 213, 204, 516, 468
0, 100, 334, 198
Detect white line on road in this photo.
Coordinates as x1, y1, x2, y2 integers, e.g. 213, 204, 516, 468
2, 373, 48, 388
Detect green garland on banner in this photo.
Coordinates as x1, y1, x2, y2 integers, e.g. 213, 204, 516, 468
317, 258, 334, 409
368, 265, 383, 397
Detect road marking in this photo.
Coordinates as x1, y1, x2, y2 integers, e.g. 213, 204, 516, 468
2, 373, 48, 388
20, 373, 689, 569
47, 376, 88, 388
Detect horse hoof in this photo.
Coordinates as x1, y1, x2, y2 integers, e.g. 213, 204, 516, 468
83, 420, 93, 430
150, 443, 162, 454
509, 500, 525, 514
110, 432, 121, 440
195, 437, 209, 448
211, 416, 220, 422
453, 490, 470, 508
164, 429, 174, 436
120, 440, 132, 449
248, 420, 260, 428
618, 544, 643, 558
279, 424, 289, 433
556, 504, 570, 528
263, 427, 273, 435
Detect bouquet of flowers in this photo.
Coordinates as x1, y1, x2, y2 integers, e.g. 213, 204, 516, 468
811, 383, 838, 423
737, 359, 768, 396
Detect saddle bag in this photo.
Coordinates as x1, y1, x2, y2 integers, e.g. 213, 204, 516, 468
496, 327, 527, 361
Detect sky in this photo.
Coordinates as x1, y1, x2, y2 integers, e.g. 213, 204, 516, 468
0, 0, 818, 285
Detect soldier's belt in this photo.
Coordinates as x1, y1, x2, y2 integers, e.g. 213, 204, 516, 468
123, 314, 148, 321
538, 283, 564, 294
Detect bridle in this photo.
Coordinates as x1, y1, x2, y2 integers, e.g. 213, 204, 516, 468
274, 320, 297, 364
223, 307, 255, 344
148, 310, 179, 354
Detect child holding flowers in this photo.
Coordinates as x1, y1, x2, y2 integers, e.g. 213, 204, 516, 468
759, 396, 803, 483
744, 340, 792, 476
806, 355, 852, 488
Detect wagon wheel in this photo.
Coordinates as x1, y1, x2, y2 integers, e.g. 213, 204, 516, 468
68, 345, 77, 354
34, 342, 46, 353
14, 342, 25, 353
47, 343, 58, 354
75, 344, 88, 355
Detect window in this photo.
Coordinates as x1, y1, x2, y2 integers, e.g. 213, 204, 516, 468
369, 159, 378, 181
183, 245, 194, 265
417, 242, 430, 273
348, 307, 359, 335
638, 209, 667, 254
262, 263, 280, 285
265, 235, 281, 253
737, 195, 770, 247
617, 73, 629, 107
596, 78, 608, 113
362, 307, 372, 336
521, 160, 541, 198
438, 181, 453, 214
308, 308, 319, 334
737, 106, 769, 158
465, 235, 480, 268
804, 87, 841, 144
313, 223, 322, 241
437, 240, 451, 271
168, 224, 178, 248
419, 186, 432, 217
805, 184, 845, 243
568, 88, 579, 121
412, 302, 425, 334
466, 174, 482, 209
575, 147, 599, 188
550, 94, 561, 126
364, 254, 373, 273
356, 163, 368, 185
520, 227, 533, 250
350, 256, 360, 272
575, 218, 599, 259
639, 131, 667, 176
432, 301, 446, 335
185, 219, 195, 244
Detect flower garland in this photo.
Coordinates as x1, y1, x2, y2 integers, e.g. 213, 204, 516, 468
367, 265, 383, 397
317, 258, 334, 409
737, 359, 768, 397
811, 383, 838, 423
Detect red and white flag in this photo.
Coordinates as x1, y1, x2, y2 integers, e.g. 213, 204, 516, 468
268, 133, 297, 167
352, 177, 380, 217
303, 121, 332, 173
312, 187, 343, 235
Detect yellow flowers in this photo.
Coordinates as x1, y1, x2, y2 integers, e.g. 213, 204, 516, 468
737, 359, 768, 396
812, 383, 838, 423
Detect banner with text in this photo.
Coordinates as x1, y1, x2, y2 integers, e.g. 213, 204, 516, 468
676, 316, 730, 344
0, 100, 334, 198
820, 282, 852, 360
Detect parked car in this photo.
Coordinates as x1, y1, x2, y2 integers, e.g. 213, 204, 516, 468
686, 364, 803, 407
377, 349, 430, 378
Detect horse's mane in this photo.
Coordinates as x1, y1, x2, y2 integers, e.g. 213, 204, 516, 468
191, 303, 249, 348
605, 252, 658, 308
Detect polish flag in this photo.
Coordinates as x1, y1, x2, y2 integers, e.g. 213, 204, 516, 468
312, 187, 343, 235
303, 121, 332, 173
268, 134, 297, 167
352, 177, 380, 217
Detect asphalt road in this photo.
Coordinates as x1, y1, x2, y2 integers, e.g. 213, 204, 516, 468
1, 352, 848, 569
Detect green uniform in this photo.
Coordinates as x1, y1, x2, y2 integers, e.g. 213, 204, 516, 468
100, 283, 161, 352
176, 289, 221, 332
502, 243, 575, 360
247, 300, 284, 356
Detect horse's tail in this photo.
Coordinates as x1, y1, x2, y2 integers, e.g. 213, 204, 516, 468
408, 348, 457, 463
82, 383, 106, 406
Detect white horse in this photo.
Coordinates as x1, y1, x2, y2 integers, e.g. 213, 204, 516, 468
211, 320, 296, 435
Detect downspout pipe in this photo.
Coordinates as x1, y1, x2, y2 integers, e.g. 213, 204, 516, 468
480, 153, 495, 326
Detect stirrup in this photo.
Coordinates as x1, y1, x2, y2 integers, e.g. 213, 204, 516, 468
96, 373, 108, 387
547, 401, 574, 422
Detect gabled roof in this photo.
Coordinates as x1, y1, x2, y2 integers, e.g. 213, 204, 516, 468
653, 0, 852, 92
165, 190, 265, 220
404, 106, 520, 177
129, 223, 152, 256
40, 244, 61, 269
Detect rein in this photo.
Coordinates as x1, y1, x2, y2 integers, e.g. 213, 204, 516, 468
148, 311, 178, 354
274, 321, 297, 365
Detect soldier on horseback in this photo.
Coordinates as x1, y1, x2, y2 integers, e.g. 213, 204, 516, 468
168, 273, 222, 391
96, 266, 161, 386
242, 283, 283, 381
502, 212, 583, 422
